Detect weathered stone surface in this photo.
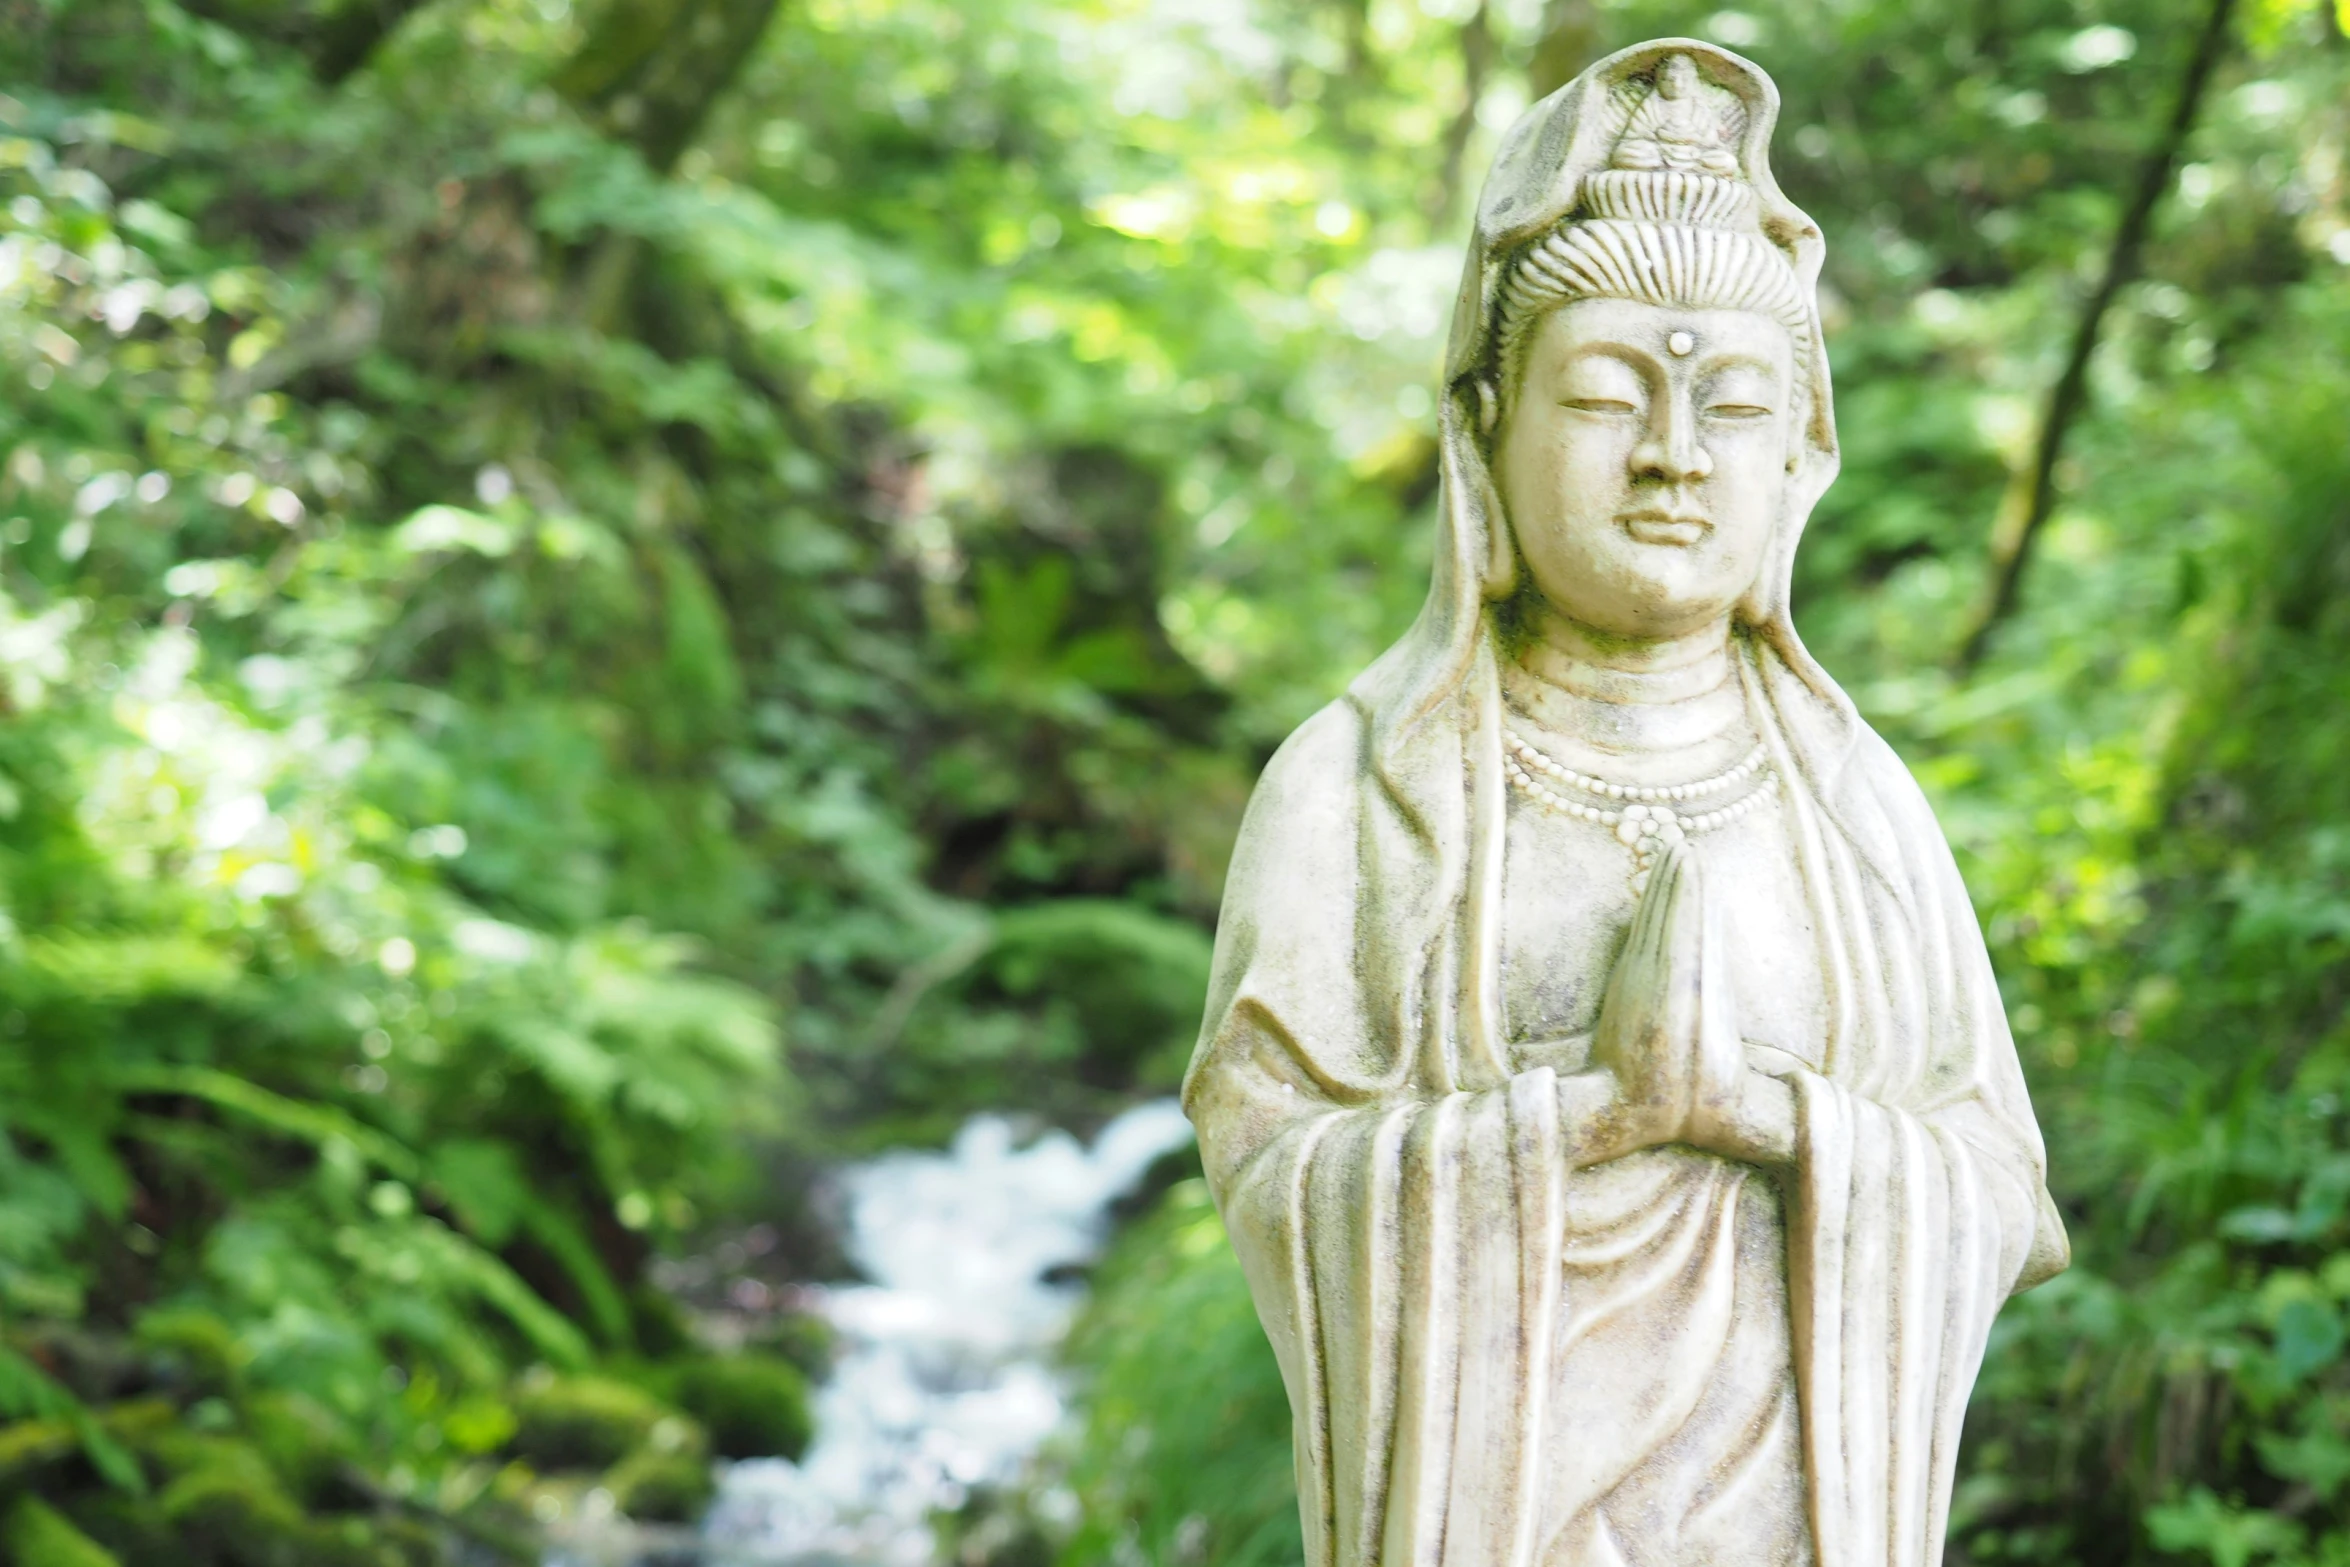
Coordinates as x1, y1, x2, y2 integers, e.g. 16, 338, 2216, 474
1183, 39, 2067, 1567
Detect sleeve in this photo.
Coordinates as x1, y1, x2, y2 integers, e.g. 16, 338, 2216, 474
1184, 700, 1569, 1567
1780, 726, 2070, 1567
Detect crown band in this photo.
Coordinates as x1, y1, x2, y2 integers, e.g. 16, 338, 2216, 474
1577, 169, 1759, 231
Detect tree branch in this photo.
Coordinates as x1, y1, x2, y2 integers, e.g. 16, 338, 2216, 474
1526, 0, 1601, 100
1955, 0, 2236, 671
555, 0, 785, 172
178, 0, 434, 84
1429, 0, 1494, 226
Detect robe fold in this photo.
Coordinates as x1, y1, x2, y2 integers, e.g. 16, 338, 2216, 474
1184, 646, 2066, 1567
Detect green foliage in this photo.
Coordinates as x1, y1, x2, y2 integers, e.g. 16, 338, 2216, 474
7, 0, 2350, 1562
1951, 293, 2350, 1567
2, 1495, 120, 1567
1033, 4, 2350, 1567
1, 0, 1313, 1547
1055, 1181, 1298, 1567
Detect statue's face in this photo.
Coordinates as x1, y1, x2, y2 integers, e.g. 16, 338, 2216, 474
1496, 298, 1798, 642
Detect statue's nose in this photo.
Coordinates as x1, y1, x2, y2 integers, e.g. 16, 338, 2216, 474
1632, 406, 1713, 484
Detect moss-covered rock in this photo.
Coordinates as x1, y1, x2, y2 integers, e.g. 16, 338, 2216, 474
510, 1374, 673, 1472
2, 1495, 122, 1567
626, 1282, 696, 1359
364, 1514, 446, 1567
147, 1460, 436, 1567
673, 1354, 813, 1461
604, 1448, 716, 1524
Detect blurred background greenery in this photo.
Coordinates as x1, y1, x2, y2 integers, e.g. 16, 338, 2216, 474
1, 0, 2349, 1562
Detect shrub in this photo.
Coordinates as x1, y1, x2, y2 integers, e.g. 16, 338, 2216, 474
1052, 1181, 1297, 1567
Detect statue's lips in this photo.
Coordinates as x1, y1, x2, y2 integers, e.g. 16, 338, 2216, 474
1619, 512, 1710, 546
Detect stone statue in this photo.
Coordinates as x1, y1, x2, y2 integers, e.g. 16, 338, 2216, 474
1181, 40, 2068, 1567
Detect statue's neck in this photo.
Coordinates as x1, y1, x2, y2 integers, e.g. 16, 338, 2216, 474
1518, 609, 1733, 702
1506, 607, 1748, 763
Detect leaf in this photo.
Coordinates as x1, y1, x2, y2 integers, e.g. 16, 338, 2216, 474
2221, 1206, 2302, 1244
513, 1198, 632, 1351
0, 1349, 141, 1493
9, 935, 239, 1005
430, 1139, 529, 1248
404, 1221, 591, 1370
1, 1493, 122, 1567
110, 1065, 421, 1183
2147, 1488, 2305, 1567
2274, 1299, 2344, 1384
2255, 1422, 2350, 1501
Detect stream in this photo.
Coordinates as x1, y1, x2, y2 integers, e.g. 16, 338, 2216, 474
546, 1101, 1196, 1567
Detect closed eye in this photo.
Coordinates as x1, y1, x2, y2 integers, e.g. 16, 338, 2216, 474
1564, 398, 1640, 414
1705, 403, 1774, 420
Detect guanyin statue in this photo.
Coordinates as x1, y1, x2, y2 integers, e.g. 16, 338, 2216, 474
1183, 40, 2067, 1567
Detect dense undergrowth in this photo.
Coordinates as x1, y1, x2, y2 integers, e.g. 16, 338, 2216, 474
1, 0, 2348, 1564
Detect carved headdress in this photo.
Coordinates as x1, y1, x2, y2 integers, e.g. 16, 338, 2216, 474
1492, 49, 1812, 378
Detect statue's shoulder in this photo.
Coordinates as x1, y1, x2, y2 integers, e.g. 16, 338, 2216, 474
1269, 696, 1368, 776
1840, 712, 1921, 788
1766, 661, 1933, 823
1211, 698, 1370, 948
1232, 698, 1368, 847
1815, 704, 1980, 910
1841, 713, 1945, 834
1763, 659, 1955, 882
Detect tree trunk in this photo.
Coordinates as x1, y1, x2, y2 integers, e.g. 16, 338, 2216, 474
1955, 0, 2236, 671
1429, 1, 1494, 226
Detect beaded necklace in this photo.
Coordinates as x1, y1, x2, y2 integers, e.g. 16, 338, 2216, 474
1501, 723, 1779, 889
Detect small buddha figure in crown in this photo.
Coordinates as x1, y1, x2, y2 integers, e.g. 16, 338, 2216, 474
1612, 51, 1745, 176
1186, 41, 2067, 1567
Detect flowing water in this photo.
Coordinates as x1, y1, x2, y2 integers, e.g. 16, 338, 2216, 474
548, 1101, 1195, 1567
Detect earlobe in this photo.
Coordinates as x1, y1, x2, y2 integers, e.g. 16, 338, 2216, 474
1484, 504, 1518, 598
1473, 452, 1518, 600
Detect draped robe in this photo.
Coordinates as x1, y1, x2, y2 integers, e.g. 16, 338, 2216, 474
1183, 634, 2067, 1567
1181, 40, 2067, 1567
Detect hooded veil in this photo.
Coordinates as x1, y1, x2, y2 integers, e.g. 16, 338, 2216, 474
1182, 39, 2068, 1567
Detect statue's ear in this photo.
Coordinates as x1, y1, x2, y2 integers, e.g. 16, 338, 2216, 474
1446, 381, 1519, 602
1476, 434, 1519, 601
1482, 495, 1518, 600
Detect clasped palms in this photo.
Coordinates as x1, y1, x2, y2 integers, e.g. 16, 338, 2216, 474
1590, 842, 1786, 1163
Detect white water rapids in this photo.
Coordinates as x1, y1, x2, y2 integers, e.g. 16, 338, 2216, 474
549, 1100, 1195, 1566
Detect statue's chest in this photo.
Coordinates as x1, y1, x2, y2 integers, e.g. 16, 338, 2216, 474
1498, 786, 1828, 1070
